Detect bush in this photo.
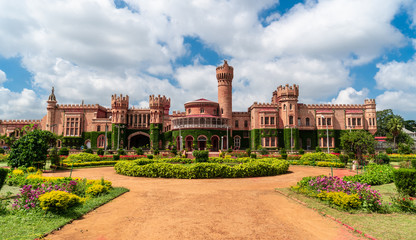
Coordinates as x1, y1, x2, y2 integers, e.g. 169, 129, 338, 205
316, 162, 345, 168
8, 129, 55, 169
96, 149, 104, 156
315, 146, 322, 152
250, 153, 257, 159
115, 159, 289, 179
49, 147, 60, 166
375, 153, 390, 165
147, 154, 154, 159
66, 161, 119, 167
152, 148, 159, 155
259, 147, 269, 156
113, 154, 120, 160
333, 148, 340, 154
317, 191, 361, 210
393, 168, 416, 197
300, 152, 338, 164
83, 148, 93, 154
279, 148, 287, 160
398, 143, 413, 154
58, 147, 69, 156
339, 154, 349, 165
412, 159, 416, 169
193, 150, 209, 162
38, 190, 83, 212
343, 164, 394, 185
245, 148, 251, 157
386, 148, 393, 154
135, 147, 144, 155
0, 148, 4, 154
117, 148, 126, 156
170, 146, 177, 156
298, 148, 304, 155
67, 153, 101, 163
26, 167, 37, 173
86, 184, 108, 197
0, 168, 8, 191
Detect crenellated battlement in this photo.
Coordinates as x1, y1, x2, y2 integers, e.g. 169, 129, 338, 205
365, 99, 376, 104
232, 112, 250, 116
172, 111, 186, 117
57, 103, 107, 110
1, 119, 41, 124
304, 103, 364, 108
111, 94, 129, 109
216, 60, 233, 82
250, 102, 279, 109
149, 95, 171, 109
273, 84, 299, 100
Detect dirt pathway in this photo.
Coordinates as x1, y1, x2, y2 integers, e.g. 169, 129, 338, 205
44, 166, 364, 240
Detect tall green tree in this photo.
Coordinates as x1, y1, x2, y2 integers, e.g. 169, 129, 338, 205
404, 120, 416, 132
376, 109, 403, 136
8, 130, 56, 168
340, 130, 375, 165
387, 117, 403, 149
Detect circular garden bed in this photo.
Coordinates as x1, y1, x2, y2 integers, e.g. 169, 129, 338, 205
115, 158, 289, 179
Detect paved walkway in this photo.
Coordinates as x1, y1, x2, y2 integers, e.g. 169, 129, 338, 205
43, 166, 363, 240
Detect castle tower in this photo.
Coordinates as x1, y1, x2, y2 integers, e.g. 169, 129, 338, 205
149, 95, 171, 124
46, 87, 57, 133
217, 60, 233, 120
111, 94, 129, 124
364, 99, 377, 134
274, 84, 299, 127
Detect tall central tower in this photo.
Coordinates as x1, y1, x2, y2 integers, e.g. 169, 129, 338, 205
217, 60, 233, 120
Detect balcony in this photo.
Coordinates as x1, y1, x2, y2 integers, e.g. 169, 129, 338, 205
172, 116, 230, 129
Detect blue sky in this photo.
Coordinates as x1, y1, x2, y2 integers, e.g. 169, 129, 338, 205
0, 0, 416, 120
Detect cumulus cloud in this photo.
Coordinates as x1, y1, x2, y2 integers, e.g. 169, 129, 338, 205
375, 58, 416, 90
331, 87, 369, 104
0, 0, 414, 119
0, 70, 6, 84
0, 87, 44, 120
376, 91, 416, 113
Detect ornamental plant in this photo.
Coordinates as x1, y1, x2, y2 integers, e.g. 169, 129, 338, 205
343, 164, 394, 185
294, 175, 382, 212
0, 168, 8, 191
67, 153, 100, 163
39, 190, 83, 212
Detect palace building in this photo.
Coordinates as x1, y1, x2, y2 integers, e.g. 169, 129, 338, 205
0, 61, 377, 151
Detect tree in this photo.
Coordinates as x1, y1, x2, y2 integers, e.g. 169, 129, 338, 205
8, 130, 56, 168
387, 117, 403, 149
404, 120, 416, 132
340, 130, 375, 165
376, 109, 404, 136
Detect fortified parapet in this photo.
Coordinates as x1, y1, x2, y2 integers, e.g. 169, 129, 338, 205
272, 84, 299, 103
217, 60, 233, 119
111, 94, 129, 124
149, 95, 171, 124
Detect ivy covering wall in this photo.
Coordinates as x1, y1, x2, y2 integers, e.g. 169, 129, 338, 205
283, 128, 299, 150
149, 123, 162, 149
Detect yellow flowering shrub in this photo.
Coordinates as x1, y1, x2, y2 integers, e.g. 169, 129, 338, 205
12, 169, 24, 175
26, 167, 37, 173
86, 179, 112, 188
317, 191, 361, 209
39, 190, 84, 211
86, 184, 109, 197
26, 174, 66, 181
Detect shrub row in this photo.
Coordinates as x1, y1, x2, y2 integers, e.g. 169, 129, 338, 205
65, 161, 119, 167
289, 160, 345, 168
0, 168, 8, 191
115, 159, 289, 179
343, 164, 394, 185
300, 152, 339, 163
393, 168, 416, 197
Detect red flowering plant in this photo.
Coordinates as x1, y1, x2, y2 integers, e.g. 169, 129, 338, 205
390, 196, 416, 213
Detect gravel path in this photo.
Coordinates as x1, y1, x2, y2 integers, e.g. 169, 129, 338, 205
43, 165, 364, 240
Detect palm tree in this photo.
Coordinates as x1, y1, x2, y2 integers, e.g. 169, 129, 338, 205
387, 117, 403, 149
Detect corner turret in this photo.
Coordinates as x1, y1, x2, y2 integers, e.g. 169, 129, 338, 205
217, 60, 233, 120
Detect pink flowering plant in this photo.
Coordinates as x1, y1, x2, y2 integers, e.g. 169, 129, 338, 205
12, 181, 78, 210
293, 175, 383, 212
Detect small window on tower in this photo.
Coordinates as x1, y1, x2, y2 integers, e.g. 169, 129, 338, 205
200, 108, 204, 113
221, 108, 223, 114
188, 109, 191, 114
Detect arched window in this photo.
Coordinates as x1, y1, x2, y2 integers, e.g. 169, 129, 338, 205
235, 120, 239, 128
234, 136, 241, 149
305, 118, 310, 126
289, 116, 293, 125
97, 125, 101, 132
97, 135, 105, 148
244, 120, 248, 128
200, 108, 204, 113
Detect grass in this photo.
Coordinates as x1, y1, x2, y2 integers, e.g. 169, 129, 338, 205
0, 187, 129, 240
278, 187, 416, 240
0, 185, 20, 198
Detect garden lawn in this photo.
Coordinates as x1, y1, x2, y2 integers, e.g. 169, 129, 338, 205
0, 187, 128, 240
0, 185, 20, 197
278, 187, 416, 240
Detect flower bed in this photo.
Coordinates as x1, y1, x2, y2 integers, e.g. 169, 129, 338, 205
388, 154, 416, 162
291, 175, 382, 212
115, 158, 289, 179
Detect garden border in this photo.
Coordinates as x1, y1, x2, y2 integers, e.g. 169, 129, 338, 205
275, 189, 377, 240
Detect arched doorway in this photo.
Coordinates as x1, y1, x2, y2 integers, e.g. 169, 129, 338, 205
211, 135, 219, 151
128, 132, 150, 149
185, 136, 193, 151
197, 136, 207, 150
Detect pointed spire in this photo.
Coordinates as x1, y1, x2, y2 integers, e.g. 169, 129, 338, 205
48, 87, 57, 101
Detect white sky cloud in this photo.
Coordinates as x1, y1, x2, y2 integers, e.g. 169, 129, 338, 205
331, 87, 369, 104
0, 0, 414, 119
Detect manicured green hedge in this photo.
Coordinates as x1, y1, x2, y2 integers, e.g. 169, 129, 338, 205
115, 159, 289, 179
66, 153, 101, 163
343, 164, 394, 186
66, 161, 119, 167
393, 168, 416, 196
0, 168, 9, 191
300, 152, 338, 163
